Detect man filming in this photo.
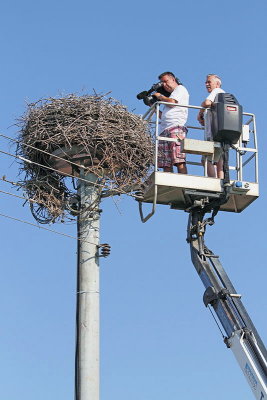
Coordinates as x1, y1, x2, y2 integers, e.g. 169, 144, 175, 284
153, 72, 189, 173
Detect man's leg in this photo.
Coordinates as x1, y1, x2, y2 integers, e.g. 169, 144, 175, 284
170, 126, 187, 174
216, 158, 224, 179
163, 166, 173, 172
158, 130, 173, 172
176, 162, 187, 174
207, 161, 216, 177
202, 157, 216, 177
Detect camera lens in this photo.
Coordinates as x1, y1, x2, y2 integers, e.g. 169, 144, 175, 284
137, 91, 148, 100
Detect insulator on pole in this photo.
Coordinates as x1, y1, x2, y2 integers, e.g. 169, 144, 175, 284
98, 243, 111, 258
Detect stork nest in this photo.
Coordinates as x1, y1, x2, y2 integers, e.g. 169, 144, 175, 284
17, 93, 154, 224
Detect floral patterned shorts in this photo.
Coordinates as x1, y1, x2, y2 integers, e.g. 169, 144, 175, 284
158, 125, 188, 168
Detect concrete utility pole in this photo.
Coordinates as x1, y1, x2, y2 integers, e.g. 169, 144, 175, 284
76, 171, 100, 400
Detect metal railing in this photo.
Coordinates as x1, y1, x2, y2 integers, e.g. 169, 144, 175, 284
143, 102, 258, 183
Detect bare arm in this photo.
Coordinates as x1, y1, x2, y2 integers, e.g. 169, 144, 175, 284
153, 92, 178, 105
197, 99, 212, 126
201, 99, 212, 108
154, 93, 176, 119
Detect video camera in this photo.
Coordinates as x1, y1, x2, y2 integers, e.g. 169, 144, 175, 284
136, 82, 170, 107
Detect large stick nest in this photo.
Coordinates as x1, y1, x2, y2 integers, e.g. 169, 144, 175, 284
17, 93, 154, 224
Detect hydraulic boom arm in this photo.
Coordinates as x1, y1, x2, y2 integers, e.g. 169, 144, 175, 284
187, 209, 267, 400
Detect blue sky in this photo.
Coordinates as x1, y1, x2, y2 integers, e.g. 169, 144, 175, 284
0, 1, 267, 399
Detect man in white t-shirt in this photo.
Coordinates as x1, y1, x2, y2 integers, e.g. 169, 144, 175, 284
197, 74, 225, 178
153, 71, 189, 173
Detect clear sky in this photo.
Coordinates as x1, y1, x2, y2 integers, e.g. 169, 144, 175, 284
0, 1, 267, 399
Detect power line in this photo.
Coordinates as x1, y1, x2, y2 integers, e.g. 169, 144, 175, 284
0, 212, 96, 245
0, 147, 106, 188
0, 133, 90, 172
0, 146, 136, 198
0, 133, 138, 198
0, 183, 102, 243
0, 188, 35, 203
0, 175, 23, 187
0, 174, 102, 216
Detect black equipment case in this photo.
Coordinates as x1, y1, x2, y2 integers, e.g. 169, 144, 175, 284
211, 93, 243, 144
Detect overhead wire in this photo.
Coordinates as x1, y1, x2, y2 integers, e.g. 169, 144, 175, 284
0, 133, 141, 199
0, 134, 143, 198
0, 175, 23, 187
0, 187, 35, 203
0, 211, 97, 245
0, 172, 102, 221
0, 178, 100, 243
0, 133, 140, 234
1, 133, 93, 175
0, 147, 107, 188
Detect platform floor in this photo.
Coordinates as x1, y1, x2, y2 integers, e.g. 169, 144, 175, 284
141, 172, 259, 213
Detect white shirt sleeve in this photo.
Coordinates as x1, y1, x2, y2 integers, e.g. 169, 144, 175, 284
170, 86, 185, 103
170, 85, 189, 104
206, 88, 225, 102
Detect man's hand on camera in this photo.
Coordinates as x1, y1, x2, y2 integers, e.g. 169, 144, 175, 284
154, 92, 164, 101
154, 93, 177, 104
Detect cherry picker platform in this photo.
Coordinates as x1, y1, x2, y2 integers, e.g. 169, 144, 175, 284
141, 171, 258, 213
138, 100, 266, 400
139, 101, 258, 222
